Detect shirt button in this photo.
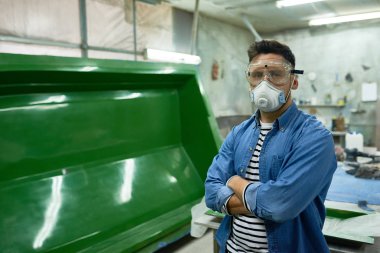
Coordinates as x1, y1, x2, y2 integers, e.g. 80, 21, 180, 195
249, 147, 253, 151
280, 127, 284, 131
240, 168, 244, 173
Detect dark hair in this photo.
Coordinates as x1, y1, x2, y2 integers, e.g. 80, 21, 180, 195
247, 40, 295, 67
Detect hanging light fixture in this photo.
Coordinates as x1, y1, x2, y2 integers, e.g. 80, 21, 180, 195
276, 0, 325, 8
144, 48, 201, 65
309, 11, 380, 26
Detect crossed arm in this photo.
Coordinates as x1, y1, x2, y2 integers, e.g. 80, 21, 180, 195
206, 124, 337, 223
226, 176, 251, 215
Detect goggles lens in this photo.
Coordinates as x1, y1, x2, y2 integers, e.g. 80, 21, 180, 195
246, 61, 294, 86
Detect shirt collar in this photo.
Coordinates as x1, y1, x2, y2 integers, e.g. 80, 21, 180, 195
253, 102, 298, 131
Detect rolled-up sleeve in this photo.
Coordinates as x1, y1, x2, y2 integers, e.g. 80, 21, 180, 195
243, 182, 261, 212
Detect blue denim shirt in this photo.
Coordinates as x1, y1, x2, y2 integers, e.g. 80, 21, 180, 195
205, 102, 337, 253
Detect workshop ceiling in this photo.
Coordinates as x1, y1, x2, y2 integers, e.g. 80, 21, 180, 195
164, 0, 380, 34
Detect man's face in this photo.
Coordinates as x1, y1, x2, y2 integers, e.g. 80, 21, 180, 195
246, 53, 297, 92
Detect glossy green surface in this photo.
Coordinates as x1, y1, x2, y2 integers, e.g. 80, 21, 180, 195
0, 53, 222, 252
326, 207, 368, 220
324, 208, 374, 244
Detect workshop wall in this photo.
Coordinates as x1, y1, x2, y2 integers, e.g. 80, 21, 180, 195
196, 15, 253, 117
0, 0, 174, 59
0, 0, 82, 57
270, 23, 380, 146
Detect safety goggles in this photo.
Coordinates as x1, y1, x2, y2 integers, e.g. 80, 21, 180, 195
246, 61, 304, 86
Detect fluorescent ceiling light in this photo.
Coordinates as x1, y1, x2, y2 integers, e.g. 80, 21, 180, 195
276, 0, 325, 8
309, 11, 380, 26
144, 48, 201, 65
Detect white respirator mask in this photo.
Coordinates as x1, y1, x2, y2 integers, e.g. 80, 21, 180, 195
250, 80, 286, 112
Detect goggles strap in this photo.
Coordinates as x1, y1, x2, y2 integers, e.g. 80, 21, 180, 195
291, 69, 304, 74
285, 69, 303, 101
285, 76, 296, 102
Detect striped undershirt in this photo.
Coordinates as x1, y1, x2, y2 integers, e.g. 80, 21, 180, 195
226, 122, 273, 253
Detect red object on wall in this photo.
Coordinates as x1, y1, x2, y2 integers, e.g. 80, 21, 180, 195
212, 60, 219, 80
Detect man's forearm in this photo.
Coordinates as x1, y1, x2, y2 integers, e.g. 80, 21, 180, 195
226, 194, 250, 215
225, 176, 252, 215
227, 175, 251, 202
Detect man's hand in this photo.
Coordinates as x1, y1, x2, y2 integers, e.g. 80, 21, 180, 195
227, 175, 251, 202
226, 194, 250, 215
225, 176, 252, 215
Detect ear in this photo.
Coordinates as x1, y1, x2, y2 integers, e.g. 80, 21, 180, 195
291, 77, 299, 90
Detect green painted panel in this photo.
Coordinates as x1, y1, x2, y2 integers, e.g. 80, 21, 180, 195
0, 147, 203, 252
0, 53, 223, 252
324, 207, 375, 245
0, 89, 181, 181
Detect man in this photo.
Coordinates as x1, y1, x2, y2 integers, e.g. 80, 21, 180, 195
205, 40, 337, 253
